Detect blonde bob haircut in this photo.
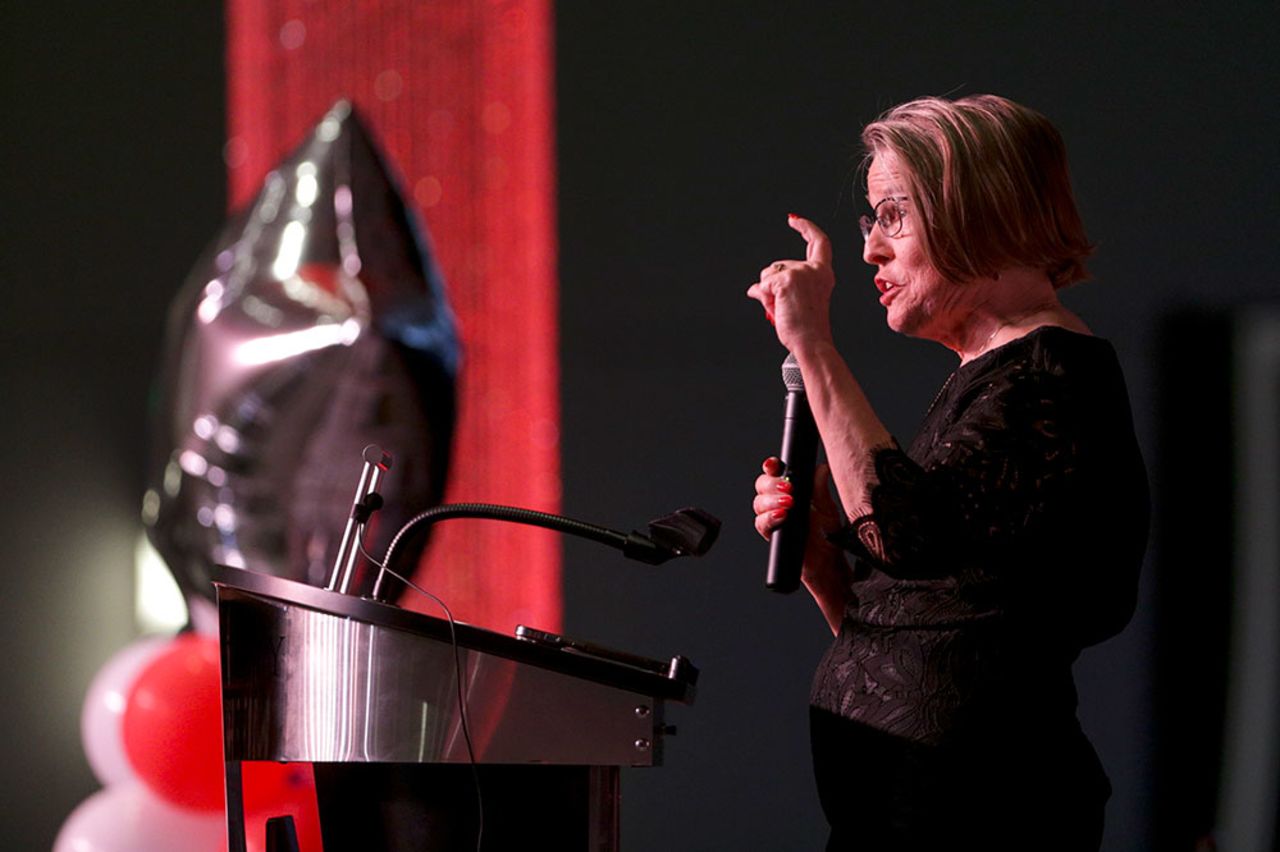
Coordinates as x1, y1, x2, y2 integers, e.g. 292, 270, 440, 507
861, 94, 1092, 289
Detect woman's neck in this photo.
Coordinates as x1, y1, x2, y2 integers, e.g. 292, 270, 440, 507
946, 269, 1090, 364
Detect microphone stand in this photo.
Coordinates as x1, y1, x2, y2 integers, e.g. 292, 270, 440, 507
368, 503, 720, 603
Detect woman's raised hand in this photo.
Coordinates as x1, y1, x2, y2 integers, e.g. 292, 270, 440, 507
747, 214, 837, 354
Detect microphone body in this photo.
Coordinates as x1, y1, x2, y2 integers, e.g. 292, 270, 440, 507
326, 445, 392, 595
767, 354, 820, 593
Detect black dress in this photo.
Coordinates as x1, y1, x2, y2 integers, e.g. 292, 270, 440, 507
809, 327, 1149, 852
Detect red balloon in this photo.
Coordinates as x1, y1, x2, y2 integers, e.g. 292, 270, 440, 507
122, 634, 224, 811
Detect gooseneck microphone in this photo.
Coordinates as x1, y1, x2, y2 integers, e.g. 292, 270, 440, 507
767, 353, 820, 593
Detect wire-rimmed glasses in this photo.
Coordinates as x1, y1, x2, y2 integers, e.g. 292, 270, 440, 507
859, 196, 909, 240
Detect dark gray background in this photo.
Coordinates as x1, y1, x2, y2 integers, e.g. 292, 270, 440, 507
3, 2, 1277, 850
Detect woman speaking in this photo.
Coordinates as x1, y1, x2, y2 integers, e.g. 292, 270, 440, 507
748, 95, 1148, 851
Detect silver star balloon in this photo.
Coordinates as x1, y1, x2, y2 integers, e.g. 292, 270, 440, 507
145, 100, 459, 601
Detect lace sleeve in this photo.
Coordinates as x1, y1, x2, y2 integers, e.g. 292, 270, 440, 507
831, 365, 1082, 579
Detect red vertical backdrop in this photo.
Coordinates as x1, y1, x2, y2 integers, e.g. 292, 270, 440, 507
225, 0, 560, 633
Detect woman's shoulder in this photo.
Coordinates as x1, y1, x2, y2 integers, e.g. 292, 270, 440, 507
941, 325, 1131, 428
1025, 324, 1117, 367
963, 325, 1121, 387
920, 325, 1136, 449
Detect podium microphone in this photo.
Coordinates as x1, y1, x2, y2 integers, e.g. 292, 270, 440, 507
326, 445, 392, 594
766, 353, 820, 593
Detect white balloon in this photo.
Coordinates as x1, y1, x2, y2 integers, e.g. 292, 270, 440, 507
79, 635, 171, 787
54, 783, 225, 852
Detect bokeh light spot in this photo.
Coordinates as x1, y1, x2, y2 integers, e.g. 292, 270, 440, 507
223, 136, 248, 169
374, 69, 404, 102
415, 176, 443, 208
280, 19, 306, 50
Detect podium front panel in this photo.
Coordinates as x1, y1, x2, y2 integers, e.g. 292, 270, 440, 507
221, 586, 666, 766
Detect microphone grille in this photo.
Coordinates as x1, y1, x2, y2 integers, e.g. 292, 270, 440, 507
781, 353, 805, 392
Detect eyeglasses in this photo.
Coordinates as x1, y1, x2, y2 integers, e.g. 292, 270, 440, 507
859, 196, 909, 241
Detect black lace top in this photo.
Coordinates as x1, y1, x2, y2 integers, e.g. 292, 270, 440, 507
810, 327, 1148, 748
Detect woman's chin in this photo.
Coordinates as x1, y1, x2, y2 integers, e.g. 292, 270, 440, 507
883, 308, 911, 335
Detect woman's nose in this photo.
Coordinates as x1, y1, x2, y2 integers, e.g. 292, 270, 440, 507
862, 225, 892, 266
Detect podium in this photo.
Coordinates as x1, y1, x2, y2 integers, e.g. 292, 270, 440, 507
213, 568, 697, 851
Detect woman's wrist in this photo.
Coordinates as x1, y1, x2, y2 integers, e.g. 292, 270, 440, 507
788, 335, 840, 366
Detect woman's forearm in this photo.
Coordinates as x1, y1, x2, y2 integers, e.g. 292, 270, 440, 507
790, 339, 894, 523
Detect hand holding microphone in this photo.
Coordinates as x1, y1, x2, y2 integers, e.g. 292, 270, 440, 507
762, 353, 819, 592
754, 457, 844, 592
754, 353, 845, 593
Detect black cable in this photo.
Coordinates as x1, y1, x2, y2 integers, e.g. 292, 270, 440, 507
356, 525, 484, 852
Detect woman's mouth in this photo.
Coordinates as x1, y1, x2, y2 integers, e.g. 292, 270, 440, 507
876, 278, 900, 306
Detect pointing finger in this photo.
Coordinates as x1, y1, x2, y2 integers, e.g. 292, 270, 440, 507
788, 214, 833, 267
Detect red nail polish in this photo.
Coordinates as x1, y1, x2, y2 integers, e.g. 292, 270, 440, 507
777, 479, 792, 492
788, 212, 799, 220
766, 311, 775, 326
771, 509, 787, 520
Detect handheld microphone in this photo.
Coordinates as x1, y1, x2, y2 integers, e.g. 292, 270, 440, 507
766, 353, 820, 593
